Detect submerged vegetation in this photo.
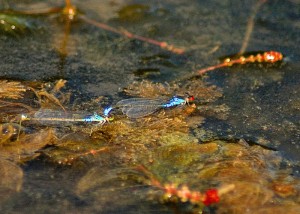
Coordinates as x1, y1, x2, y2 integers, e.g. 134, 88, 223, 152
1, 77, 299, 213
0, 13, 35, 35
0, 0, 299, 213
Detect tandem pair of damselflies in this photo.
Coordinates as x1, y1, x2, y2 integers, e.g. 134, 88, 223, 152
20, 94, 194, 124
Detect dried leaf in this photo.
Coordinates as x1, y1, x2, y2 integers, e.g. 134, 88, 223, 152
0, 159, 23, 201
0, 128, 56, 163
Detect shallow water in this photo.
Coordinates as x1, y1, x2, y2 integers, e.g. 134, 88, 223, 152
0, 0, 299, 213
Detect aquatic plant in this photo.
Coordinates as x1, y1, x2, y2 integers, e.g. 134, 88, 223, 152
0, 80, 26, 99
0, 1, 298, 213
0, 13, 35, 35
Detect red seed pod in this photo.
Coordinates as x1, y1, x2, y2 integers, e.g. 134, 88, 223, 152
202, 189, 220, 206
263, 51, 283, 63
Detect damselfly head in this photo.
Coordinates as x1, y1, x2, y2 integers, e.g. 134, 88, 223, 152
184, 95, 195, 105
188, 95, 195, 102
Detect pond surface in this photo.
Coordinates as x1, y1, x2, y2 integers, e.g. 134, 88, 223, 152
0, 0, 299, 213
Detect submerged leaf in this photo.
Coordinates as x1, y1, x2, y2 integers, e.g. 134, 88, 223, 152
0, 159, 23, 201
40, 133, 109, 165
0, 13, 35, 35
0, 128, 56, 163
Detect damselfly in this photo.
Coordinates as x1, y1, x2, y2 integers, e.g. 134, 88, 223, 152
21, 107, 113, 125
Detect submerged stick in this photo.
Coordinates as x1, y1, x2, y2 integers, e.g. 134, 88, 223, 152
78, 15, 185, 54
238, 0, 268, 55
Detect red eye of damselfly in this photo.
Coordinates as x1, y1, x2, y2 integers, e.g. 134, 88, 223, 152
188, 95, 195, 102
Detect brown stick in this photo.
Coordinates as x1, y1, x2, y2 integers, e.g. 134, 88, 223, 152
78, 15, 185, 54
238, 0, 268, 55
65, 0, 72, 9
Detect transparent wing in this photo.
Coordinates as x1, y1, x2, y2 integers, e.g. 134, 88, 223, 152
34, 109, 70, 119
32, 109, 85, 125
116, 98, 166, 118
116, 98, 164, 108
123, 105, 161, 118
